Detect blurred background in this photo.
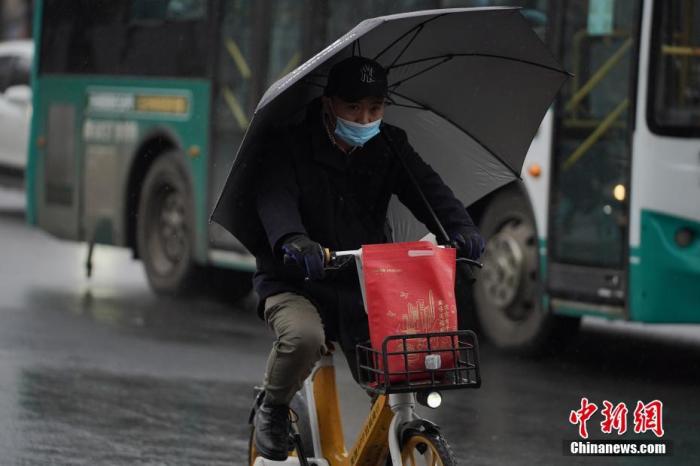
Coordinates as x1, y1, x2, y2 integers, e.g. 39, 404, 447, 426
0, 0, 32, 40
0, 0, 699, 464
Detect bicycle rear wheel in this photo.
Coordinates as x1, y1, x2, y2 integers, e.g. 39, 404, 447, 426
399, 429, 457, 466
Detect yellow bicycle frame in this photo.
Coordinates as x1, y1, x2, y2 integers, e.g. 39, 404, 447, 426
305, 352, 397, 466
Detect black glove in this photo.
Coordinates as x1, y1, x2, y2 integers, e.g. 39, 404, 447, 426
448, 227, 485, 261
280, 234, 325, 280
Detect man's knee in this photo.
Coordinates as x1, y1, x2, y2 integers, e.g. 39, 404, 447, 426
266, 293, 326, 359
283, 323, 326, 359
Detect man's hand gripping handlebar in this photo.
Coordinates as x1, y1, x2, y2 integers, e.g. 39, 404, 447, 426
283, 237, 483, 281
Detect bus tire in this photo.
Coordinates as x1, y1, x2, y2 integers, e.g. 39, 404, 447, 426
137, 151, 202, 295
474, 189, 580, 354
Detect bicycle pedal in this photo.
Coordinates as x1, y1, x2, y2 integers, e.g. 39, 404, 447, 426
252, 458, 310, 465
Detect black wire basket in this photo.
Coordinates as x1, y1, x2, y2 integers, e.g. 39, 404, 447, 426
356, 330, 481, 394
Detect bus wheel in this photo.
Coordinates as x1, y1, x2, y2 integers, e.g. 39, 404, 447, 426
474, 190, 580, 354
137, 151, 202, 295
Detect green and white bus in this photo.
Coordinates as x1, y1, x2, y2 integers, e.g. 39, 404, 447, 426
471, 0, 700, 351
28, 1, 699, 350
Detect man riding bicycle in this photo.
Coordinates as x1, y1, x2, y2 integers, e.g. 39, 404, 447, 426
252, 56, 484, 461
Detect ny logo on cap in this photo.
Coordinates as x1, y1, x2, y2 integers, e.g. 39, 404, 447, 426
360, 64, 376, 83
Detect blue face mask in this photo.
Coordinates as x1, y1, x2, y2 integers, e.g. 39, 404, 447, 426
334, 116, 382, 147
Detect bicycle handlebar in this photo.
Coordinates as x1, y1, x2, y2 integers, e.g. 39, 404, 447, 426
283, 245, 483, 272
328, 247, 483, 269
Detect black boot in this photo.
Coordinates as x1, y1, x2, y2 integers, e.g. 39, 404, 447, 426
254, 402, 291, 461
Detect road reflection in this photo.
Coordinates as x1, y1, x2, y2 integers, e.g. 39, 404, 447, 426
24, 286, 258, 346
16, 367, 251, 464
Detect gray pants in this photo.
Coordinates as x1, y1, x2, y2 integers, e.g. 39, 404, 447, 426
262, 292, 327, 406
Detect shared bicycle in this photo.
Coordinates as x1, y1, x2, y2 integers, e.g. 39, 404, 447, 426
248, 246, 481, 466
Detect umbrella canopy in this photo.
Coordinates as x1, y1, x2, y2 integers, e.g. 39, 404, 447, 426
211, 7, 569, 250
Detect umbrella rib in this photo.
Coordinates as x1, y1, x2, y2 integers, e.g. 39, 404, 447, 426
386, 95, 428, 110
389, 52, 571, 77
373, 13, 449, 62
389, 56, 453, 90
353, 38, 363, 57
387, 25, 424, 70
389, 89, 523, 180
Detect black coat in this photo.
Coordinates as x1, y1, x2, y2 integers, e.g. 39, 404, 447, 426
253, 99, 476, 351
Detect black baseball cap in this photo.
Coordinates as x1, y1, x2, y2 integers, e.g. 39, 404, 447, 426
324, 56, 389, 102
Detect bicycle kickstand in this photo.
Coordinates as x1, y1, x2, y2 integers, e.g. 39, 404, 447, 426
291, 432, 310, 466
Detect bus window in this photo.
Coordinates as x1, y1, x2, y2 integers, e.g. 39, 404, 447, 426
165, 0, 206, 20
649, 0, 700, 136
40, 0, 210, 77
209, 0, 255, 250
131, 0, 207, 22
213, 0, 254, 131
550, 0, 641, 268
266, 0, 304, 86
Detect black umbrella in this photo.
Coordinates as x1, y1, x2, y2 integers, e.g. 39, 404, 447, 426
211, 7, 568, 250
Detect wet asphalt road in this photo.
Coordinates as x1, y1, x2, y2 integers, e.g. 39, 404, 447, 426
1, 184, 699, 466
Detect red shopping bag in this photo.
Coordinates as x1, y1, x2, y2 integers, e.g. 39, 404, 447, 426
362, 241, 458, 383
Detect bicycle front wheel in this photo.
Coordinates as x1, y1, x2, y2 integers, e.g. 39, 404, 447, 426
399, 429, 457, 466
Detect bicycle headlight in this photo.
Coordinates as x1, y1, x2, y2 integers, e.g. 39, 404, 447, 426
417, 390, 442, 409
